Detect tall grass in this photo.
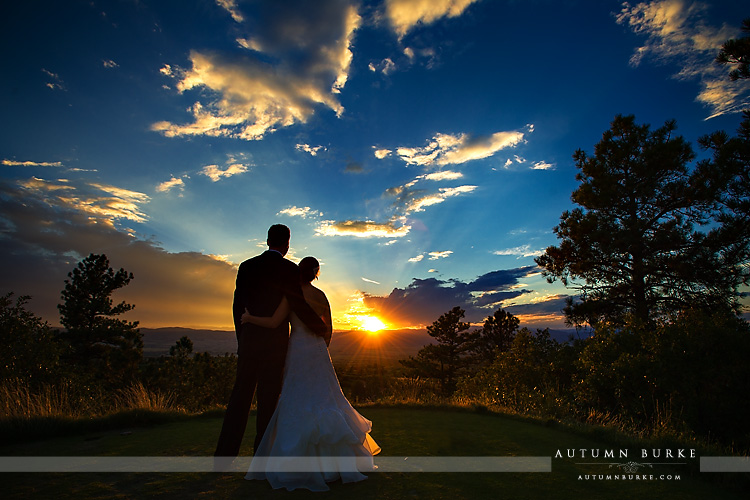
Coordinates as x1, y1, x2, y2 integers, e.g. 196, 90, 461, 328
0, 378, 180, 420
0, 378, 191, 445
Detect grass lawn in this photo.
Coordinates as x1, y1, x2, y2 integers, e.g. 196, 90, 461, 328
0, 406, 745, 499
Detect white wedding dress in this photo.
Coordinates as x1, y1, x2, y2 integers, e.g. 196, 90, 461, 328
245, 313, 381, 491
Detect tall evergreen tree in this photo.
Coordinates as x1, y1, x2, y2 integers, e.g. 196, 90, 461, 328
470, 308, 520, 365
699, 18, 750, 294
400, 306, 476, 394
536, 115, 745, 327
58, 254, 142, 385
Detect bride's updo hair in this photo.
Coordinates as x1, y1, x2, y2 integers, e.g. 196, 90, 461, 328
299, 256, 320, 283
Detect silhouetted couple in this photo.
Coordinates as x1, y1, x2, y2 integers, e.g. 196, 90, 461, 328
214, 224, 379, 491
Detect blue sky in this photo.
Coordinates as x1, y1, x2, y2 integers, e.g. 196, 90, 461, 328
1, 0, 748, 330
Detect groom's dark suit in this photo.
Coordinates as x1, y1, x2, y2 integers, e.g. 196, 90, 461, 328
214, 250, 327, 457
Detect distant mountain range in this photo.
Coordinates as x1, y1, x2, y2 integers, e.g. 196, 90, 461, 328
141, 326, 582, 364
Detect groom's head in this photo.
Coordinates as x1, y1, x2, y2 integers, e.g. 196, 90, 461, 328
267, 224, 291, 255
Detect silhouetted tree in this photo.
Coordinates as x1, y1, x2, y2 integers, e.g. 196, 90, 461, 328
58, 254, 142, 385
400, 306, 477, 394
0, 292, 65, 386
716, 18, 750, 81
169, 335, 194, 360
536, 115, 745, 327
696, 20, 750, 293
470, 308, 520, 365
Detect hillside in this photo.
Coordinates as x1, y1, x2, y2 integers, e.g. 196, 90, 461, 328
140, 327, 433, 364
141, 326, 579, 365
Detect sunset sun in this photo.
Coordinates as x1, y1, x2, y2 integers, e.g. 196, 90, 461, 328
360, 315, 387, 333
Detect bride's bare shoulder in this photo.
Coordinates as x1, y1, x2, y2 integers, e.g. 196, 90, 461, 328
306, 285, 329, 303
302, 284, 329, 309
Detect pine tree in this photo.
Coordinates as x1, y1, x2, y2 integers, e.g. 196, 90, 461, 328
58, 254, 142, 385
400, 306, 477, 394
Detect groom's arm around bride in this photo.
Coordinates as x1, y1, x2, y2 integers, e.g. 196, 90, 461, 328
214, 224, 327, 463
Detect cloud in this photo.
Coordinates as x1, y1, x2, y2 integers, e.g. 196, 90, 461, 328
316, 219, 411, 238
160, 65, 175, 77
200, 163, 249, 182
344, 162, 364, 173
503, 294, 572, 329
42, 69, 65, 91
373, 148, 392, 159
3, 159, 63, 168
423, 170, 463, 181
362, 266, 538, 326
531, 161, 555, 170
0, 178, 238, 329
156, 176, 185, 193
394, 184, 478, 213
409, 250, 453, 262
153, 0, 361, 140
369, 57, 397, 74
493, 245, 544, 259
16, 177, 150, 225
278, 206, 323, 218
383, 0, 481, 38
296, 143, 326, 156
428, 250, 453, 260
215, 0, 244, 23
616, 0, 750, 118
320, 167, 475, 239
392, 130, 526, 167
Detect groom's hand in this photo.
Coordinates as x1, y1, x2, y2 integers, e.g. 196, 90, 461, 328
241, 307, 252, 325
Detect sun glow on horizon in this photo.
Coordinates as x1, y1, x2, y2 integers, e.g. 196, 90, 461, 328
360, 315, 387, 333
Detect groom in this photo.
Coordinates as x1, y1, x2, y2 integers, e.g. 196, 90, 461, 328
214, 224, 328, 462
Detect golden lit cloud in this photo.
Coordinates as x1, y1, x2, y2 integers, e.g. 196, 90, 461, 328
153, 2, 361, 140
156, 176, 185, 193
423, 170, 463, 181
393, 130, 526, 167
200, 163, 250, 182
295, 143, 326, 156
316, 219, 411, 238
616, 0, 749, 118
3, 159, 63, 168
373, 148, 392, 159
215, 0, 244, 23
19, 178, 150, 224
384, 0, 481, 38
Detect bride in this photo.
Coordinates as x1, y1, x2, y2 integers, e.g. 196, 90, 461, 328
242, 256, 380, 492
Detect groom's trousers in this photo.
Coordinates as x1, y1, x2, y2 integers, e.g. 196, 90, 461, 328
214, 326, 288, 457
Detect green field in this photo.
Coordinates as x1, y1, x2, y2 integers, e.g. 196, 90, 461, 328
0, 407, 745, 499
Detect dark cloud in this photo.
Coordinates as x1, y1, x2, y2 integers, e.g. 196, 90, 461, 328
362, 266, 538, 326
0, 179, 236, 329
344, 162, 364, 173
